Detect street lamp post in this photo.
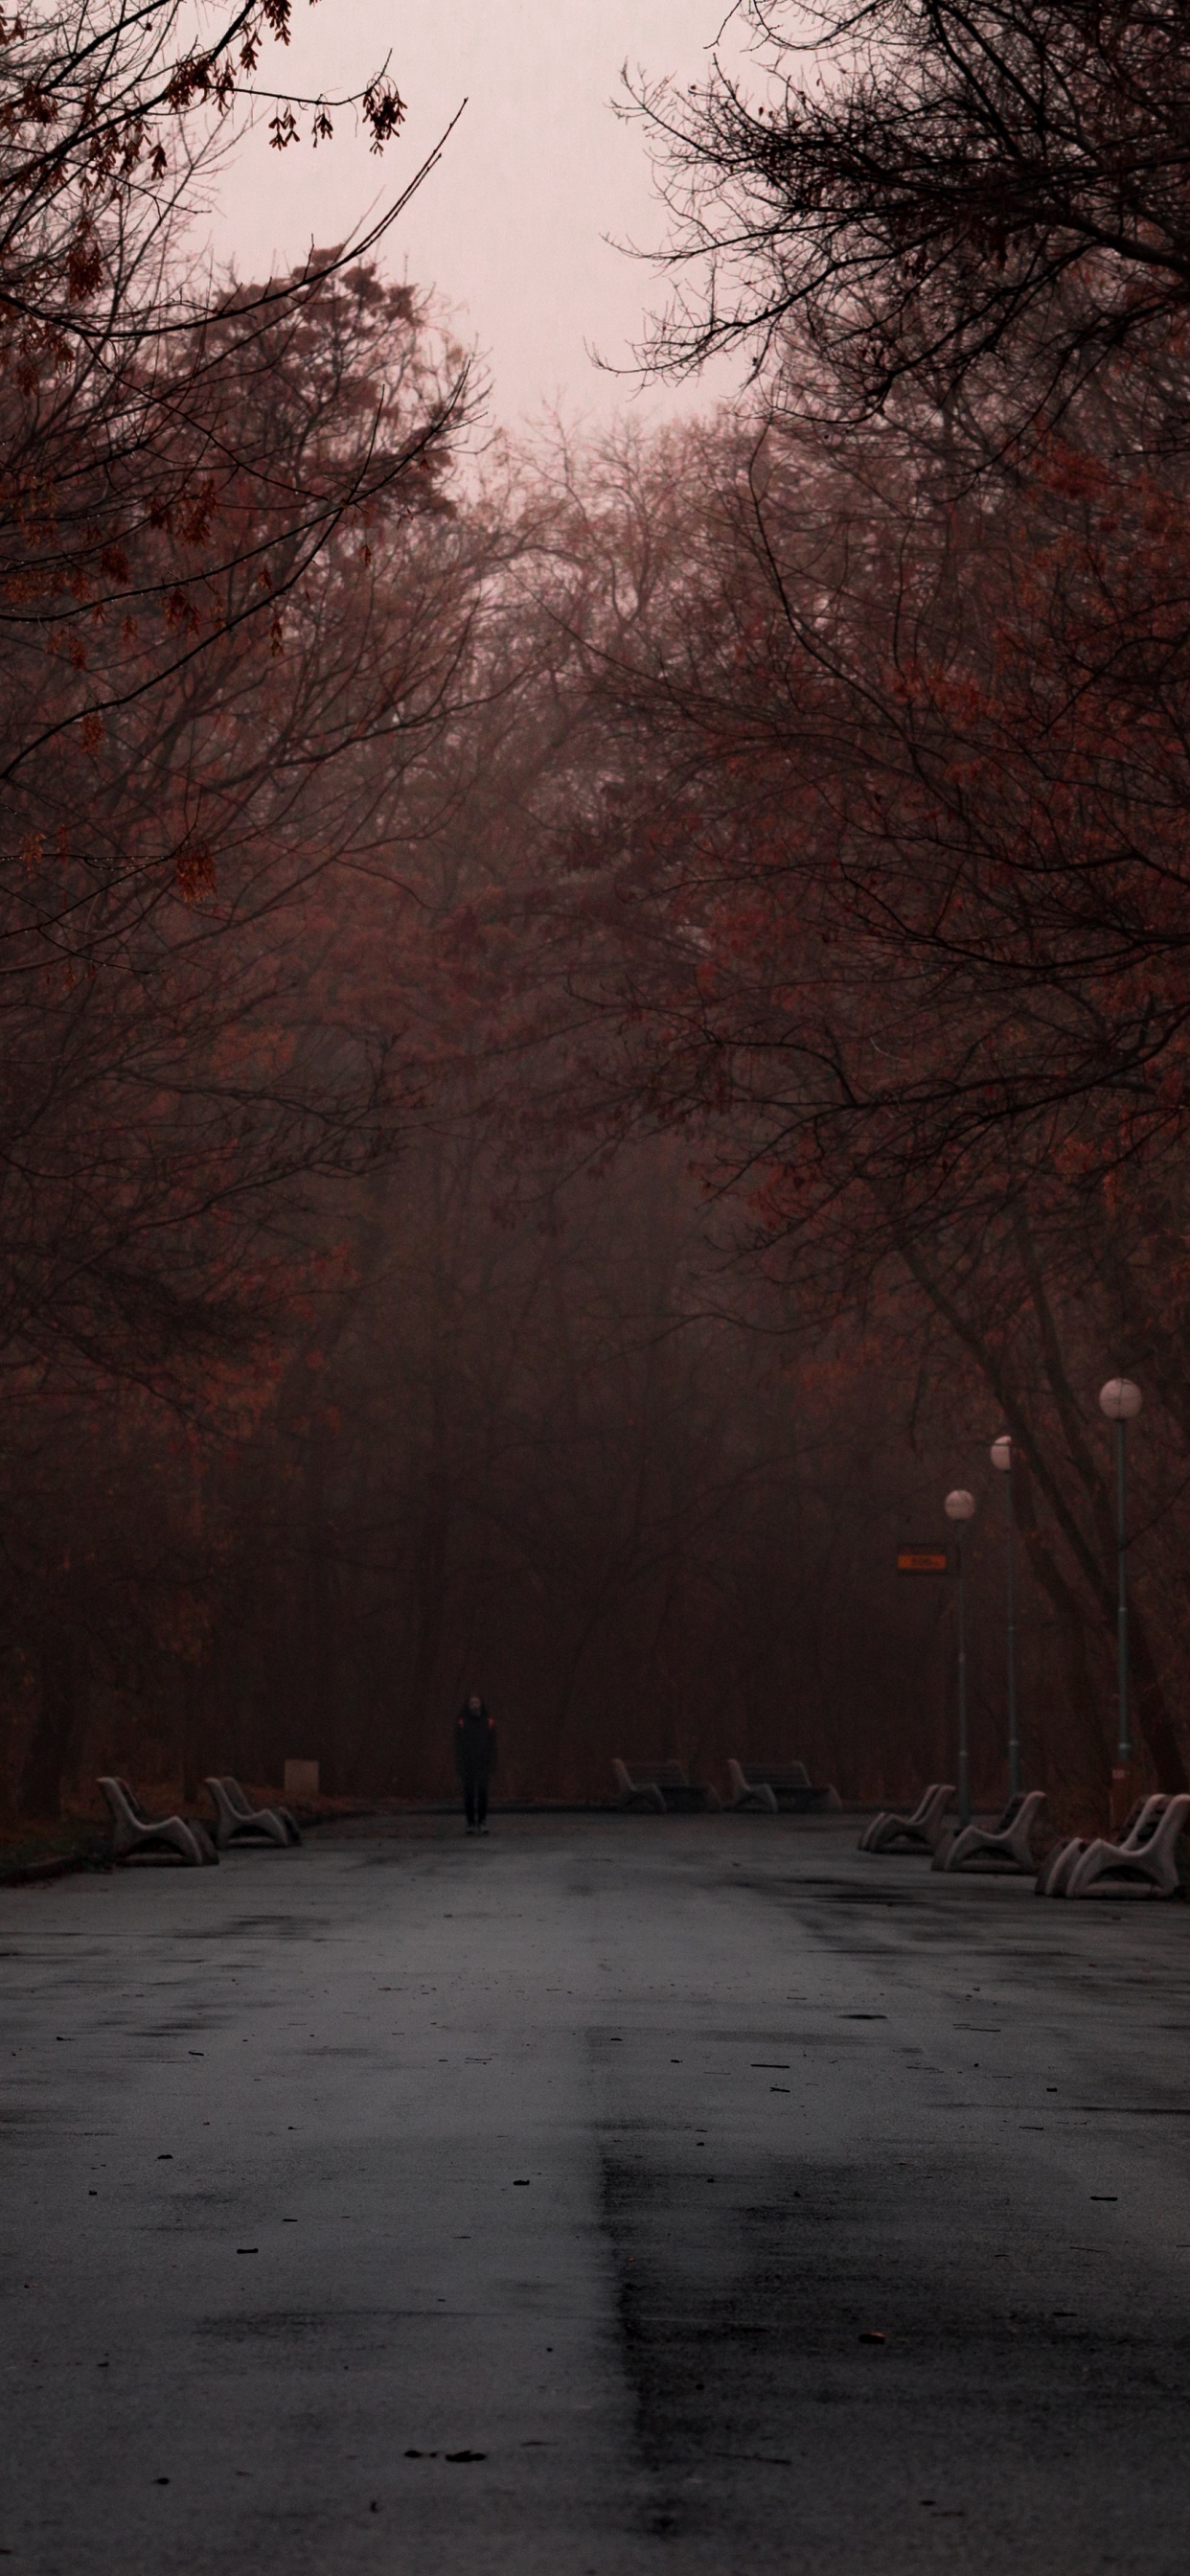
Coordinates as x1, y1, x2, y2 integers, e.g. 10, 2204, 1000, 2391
990, 1435, 1019, 1797
1098, 1378, 1142, 1789
944, 1488, 976, 1827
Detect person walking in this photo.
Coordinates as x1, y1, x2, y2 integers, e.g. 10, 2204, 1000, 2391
454, 1692, 496, 1834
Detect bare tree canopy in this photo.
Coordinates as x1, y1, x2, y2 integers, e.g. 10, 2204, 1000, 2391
633, 3, 1190, 426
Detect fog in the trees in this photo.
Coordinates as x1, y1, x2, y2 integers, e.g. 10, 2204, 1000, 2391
5, 1, 1190, 1834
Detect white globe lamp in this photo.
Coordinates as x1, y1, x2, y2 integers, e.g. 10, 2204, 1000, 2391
1099, 1378, 1142, 1422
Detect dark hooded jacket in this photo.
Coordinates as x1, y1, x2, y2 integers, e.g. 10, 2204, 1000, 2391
454, 1701, 496, 1781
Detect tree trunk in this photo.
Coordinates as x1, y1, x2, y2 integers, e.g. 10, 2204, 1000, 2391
181, 1661, 207, 1806
19, 1628, 80, 1821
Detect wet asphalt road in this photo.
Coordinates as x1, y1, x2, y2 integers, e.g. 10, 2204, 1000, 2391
3, 1812, 1190, 2574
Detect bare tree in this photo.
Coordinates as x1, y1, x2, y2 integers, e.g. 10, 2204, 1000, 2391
632, 1, 1190, 433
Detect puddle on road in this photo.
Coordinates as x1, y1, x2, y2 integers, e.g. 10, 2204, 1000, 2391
596, 2124, 1190, 2558
196, 2307, 450, 2362
188, 1915, 332, 1941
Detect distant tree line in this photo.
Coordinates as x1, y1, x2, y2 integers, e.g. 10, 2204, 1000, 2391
4, 1, 1190, 1829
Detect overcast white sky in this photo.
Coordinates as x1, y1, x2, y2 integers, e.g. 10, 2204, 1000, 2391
211, 1, 748, 429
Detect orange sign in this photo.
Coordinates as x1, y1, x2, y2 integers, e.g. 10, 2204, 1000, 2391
897, 1548, 949, 1575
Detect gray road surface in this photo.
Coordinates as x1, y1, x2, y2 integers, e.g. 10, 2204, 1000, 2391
3, 1813, 1190, 2573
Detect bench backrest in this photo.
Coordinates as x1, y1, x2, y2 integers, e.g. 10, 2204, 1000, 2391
113, 1776, 153, 1823
904, 1782, 947, 1827
743, 1761, 812, 1790
614, 1759, 689, 1789
98, 1776, 134, 1827
102, 1776, 156, 1826
1125, 1793, 1168, 1850
98, 1777, 182, 1836
1147, 1793, 1190, 1853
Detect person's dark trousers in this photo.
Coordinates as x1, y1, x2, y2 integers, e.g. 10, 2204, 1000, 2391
464, 1773, 490, 1828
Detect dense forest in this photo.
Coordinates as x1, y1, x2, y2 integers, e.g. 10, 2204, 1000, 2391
4, 1, 1190, 1828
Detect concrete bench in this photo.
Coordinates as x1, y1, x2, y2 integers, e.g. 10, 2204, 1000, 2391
98, 1777, 217, 1866
612, 1760, 666, 1812
203, 1778, 301, 1851
727, 1760, 840, 1814
858, 1782, 955, 1854
1066, 1792, 1190, 1898
933, 1789, 1047, 1874
612, 1760, 721, 1813
1036, 1795, 1164, 1897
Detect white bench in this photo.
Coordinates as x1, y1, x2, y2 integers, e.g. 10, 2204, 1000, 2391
1066, 1792, 1190, 1897
612, 1760, 666, 1812
98, 1777, 217, 1866
611, 1760, 721, 1812
727, 1760, 840, 1813
1035, 1794, 1165, 1897
933, 1789, 1046, 1874
727, 1760, 779, 1813
858, 1782, 955, 1854
203, 1777, 301, 1851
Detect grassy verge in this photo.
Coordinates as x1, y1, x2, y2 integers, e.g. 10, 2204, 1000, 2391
0, 1817, 112, 1884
